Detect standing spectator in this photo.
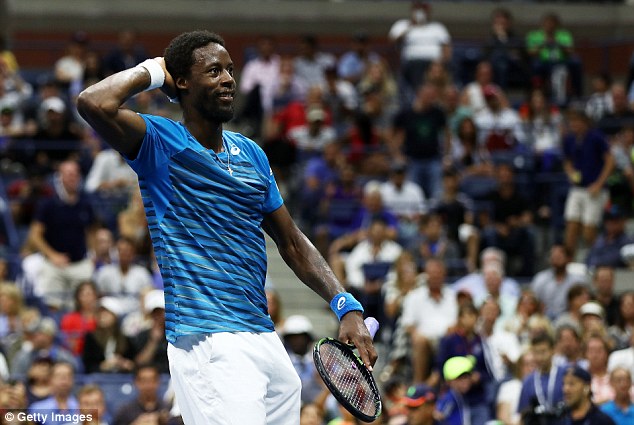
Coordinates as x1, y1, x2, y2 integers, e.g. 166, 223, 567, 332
484, 8, 527, 90
132, 289, 168, 374
608, 291, 634, 350
59, 280, 99, 356
586, 205, 634, 269
561, 365, 616, 425
94, 236, 153, 316
517, 332, 567, 422
28, 362, 79, 425
390, 82, 448, 200
592, 266, 621, 327
293, 35, 336, 89
401, 258, 457, 384
531, 243, 588, 322
27, 160, 96, 311
388, 1, 451, 103
563, 109, 614, 258
526, 13, 582, 105
112, 364, 169, 425
601, 367, 634, 425
103, 29, 148, 76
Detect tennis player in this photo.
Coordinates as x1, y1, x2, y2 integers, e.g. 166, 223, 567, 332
77, 30, 377, 425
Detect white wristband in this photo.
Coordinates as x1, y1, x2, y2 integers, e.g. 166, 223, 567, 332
137, 59, 165, 91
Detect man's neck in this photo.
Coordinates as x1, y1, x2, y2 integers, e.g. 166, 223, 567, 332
615, 394, 632, 409
571, 399, 592, 420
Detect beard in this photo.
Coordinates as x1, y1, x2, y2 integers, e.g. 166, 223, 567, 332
194, 93, 235, 123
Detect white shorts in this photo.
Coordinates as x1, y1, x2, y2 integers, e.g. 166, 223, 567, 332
167, 331, 301, 425
564, 187, 609, 226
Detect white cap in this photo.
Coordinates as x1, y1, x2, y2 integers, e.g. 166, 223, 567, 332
144, 289, 165, 313
579, 301, 605, 319
307, 107, 326, 122
99, 296, 123, 317
41, 96, 66, 114
281, 314, 313, 337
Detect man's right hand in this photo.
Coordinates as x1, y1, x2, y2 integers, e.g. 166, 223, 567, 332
155, 57, 177, 100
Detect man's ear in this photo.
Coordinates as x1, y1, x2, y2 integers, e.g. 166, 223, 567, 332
176, 76, 188, 91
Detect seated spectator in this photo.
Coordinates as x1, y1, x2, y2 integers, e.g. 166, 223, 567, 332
607, 331, 634, 378
103, 29, 148, 76
586, 334, 615, 405
356, 59, 399, 130
462, 61, 497, 115
0, 375, 28, 411
481, 163, 536, 277
474, 85, 525, 152
598, 82, 634, 138
29, 361, 79, 425
600, 367, 634, 425
579, 301, 609, 342
400, 383, 436, 425
94, 236, 153, 316
484, 7, 527, 90
0, 282, 24, 352
552, 323, 586, 369
450, 117, 494, 179
592, 266, 621, 327
478, 262, 519, 326
531, 243, 589, 322
132, 290, 168, 374
407, 213, 461, 273
518, 88, 564, 164
322, 64, 358, 138
586, 73, 613, 123
89, 227, 116, 272
24, 356, 52, 405
112, 364, 169, 425
293, 35, 336, 89
10, 317, 77, 378
496, 350, 537, 425
586, 205, 634, 269
401, 259, 457, 384
265, 288, 285, 335
117, 188, 152, 267
69, 384, 109, 425
59, 280, 99, 356
82, 297, 134, 374
120, 287, 154, 339
608, 291, 634, 350
554, 284, 592, 329
287, 106, 337, 164
383, 251, 423, 324
503, 290, 542, 347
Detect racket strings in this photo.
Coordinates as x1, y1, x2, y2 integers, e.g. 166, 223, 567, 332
319, 344, 377, 415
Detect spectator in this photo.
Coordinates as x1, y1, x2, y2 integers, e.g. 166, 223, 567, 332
586, 205, 634, 269
293, 35, 336, 89
484, 7, 527, 90
112, 364, 169, 425
579, 301, 609, 342
496, 350, 537, 425
117, 188, 152, 267
388, 1, 451, 102
586, 334, 615, 405
503, 290, 542, 347
390, 82, 448, 200
82, 296, 134, 374
299, 403, 325, 425
383, 251, 422, 324
552, 323, 586, 369
598, 82, 634, 138
601, 367, 634, 425
554, 283, 592, 329
462, 61, 497, 115
608, 291, 634, 350
401, 258, 457, 384
519, 88, 564, 162
103, 29, 148, 76
607, 331, 634, 379
531, 243, 588, 322
321, 65, 358, 139
517, 332, 566, 422
586, 73, 613, 123
70, 384, 109, 425
132, 289, 168, 374
401, 383, 437, 425
563, 109, 614, 258
592, 266, 621, 327
357, 60, 399, 128
265, 288, 285, 335
24, 356, 52, 405
449, 116, 493, 179
120, 287, 154, 339
479, 262, 519, 327
407, 213, 461, 272
280, 315, 322, 406
10, 317, 77, 378
89, 227, 116, 272
94, 236, 153, 316
526, 13, 582, 105
26, 160, 97, 311
270, 56, 307, 112
473, 85, 525, 152
28, 362, 79, 425
53, 31, 88, 89
288, 106, 337, 163
0, 282, 24, 352
59, 280, 99, 356
561, 365, 616, 425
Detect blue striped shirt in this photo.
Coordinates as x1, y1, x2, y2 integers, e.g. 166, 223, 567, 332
126, 115, 282, 343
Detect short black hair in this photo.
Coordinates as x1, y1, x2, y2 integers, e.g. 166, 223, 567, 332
531, 331, 555, 348
164, 30, 225, 97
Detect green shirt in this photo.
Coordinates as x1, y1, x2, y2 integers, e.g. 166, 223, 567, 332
526, 29, 573, 62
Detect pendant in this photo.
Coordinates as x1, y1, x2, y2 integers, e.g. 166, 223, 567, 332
228, 167, 233, 176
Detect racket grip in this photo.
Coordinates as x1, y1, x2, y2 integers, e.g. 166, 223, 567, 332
364, 317, 379, 339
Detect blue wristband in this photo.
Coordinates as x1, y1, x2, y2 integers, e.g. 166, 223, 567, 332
330, 292, 364, 321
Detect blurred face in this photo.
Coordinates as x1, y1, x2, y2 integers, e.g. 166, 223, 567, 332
97, 308, 117, 329
557, 328, 581, 359
364, 191, 383, 212
451, 374, 472, 394
550, 246, 568, 269
117, 240, 136, 267
480, 300, 500, 325
532, 342, 553, 372
368, 220, 387, 243
135, 368, 160, 399
610, 369, 632, 398
530, 90, 546, 111
563, 374, 588, 410
300, 404, 323, 425
424, 216, 442, 241
59, 161, 81, 195
459, 310, 477, 332
585, 338, 608, 370
620, 294, 634, 321
425, 261, 446, 291
476, 63, 492, 84
51, 364, 74, 397
257, 38, 275, 60
79, 390, 105, 417
483, 266, 503, 296
571, 291, 590, 312
94, 229, 113, 257
77, 283, 98, 311
518, 292, 539, 316
520, 352, 537, 379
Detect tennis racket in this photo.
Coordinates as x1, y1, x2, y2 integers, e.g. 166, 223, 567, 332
313, 317, 381, 423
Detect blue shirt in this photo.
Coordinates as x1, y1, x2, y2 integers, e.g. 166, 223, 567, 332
600, 400, 634, 425
29, 396, 79, 425
562, 129, 609, 187
127, 115, 283, 343
436, 389, 468, 425
517, 365, 566, 415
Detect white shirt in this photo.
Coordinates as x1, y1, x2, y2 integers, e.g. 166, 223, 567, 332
388, 20, 450, 61
379, 180, 427, 220
85, 149, 137, 194
344, 240, 403, 289
530, 268, 588, 320
497, 379, 522, 425
401, 285, 457, 341
238, 55, 281, 113
287, 125, 337, 153
482, 329, 521, 381
452, 272, 521, 301
474, 107, 526, 146
94, 263, 153, 314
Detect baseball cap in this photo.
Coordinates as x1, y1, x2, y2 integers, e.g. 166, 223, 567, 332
29, 317, 57, 336
443, 355, 475, 381
579, 301, 605, 319
565, 365, 591, 384
307, 107, 326, 123
99, 296, 123, 317
41, 96, 66, 114
144, 289, 165, 313
402, 384, 436, 408
281, 314, 314, 337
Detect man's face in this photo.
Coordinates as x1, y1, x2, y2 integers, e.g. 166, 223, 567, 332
532, 342, 553, 372
184, 43, 236, 123
610, 369, 632, 398
563, 374, 587, 410
135, 368, 160, 398
79, 390, 105, 417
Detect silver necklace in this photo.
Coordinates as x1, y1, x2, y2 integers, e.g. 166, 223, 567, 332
220, 138, 233, 175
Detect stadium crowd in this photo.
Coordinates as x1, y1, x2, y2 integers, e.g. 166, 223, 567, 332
1, 1, 634, 424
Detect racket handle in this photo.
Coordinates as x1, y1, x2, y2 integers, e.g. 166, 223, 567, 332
364, 317, 379, 339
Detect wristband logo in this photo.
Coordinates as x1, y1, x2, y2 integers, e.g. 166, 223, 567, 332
337, 296, 346, 311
